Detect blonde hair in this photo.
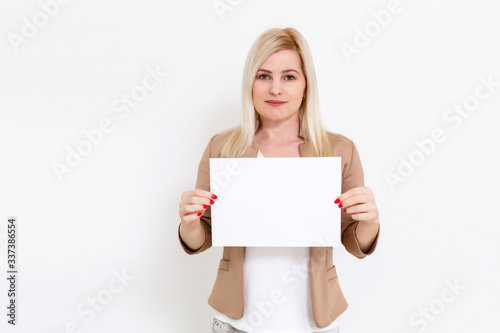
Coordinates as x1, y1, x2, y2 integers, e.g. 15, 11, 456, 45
220, 27, 332, 157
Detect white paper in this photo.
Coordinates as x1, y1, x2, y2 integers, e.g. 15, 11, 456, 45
209, 155, 342, 247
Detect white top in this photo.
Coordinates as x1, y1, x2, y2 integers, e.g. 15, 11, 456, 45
213, 149, 340, 332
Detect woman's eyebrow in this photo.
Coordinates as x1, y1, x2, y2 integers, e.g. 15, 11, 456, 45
257, 68, 300, 74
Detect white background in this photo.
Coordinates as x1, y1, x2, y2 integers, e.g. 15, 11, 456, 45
0, 0, 499, 332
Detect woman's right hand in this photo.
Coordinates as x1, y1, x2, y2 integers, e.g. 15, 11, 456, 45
179, 189, 217, 230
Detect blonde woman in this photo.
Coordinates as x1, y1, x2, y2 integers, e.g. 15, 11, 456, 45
178, 27, 381, 333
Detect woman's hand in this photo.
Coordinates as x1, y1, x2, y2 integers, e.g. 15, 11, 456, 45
179, 189, 217, 230
335, 186, 380, 254
334, 186, 379, 225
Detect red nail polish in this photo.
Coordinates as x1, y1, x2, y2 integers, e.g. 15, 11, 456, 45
344, 209, 346, 212
334, 198, 340, 204
212, 194, 218, 199
338, 203, 343, 208
210, 199, 214, 205
197, 212, 202, 216
203, 205, 208, 209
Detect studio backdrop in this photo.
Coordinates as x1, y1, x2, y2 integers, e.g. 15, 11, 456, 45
0, 0, 499, 332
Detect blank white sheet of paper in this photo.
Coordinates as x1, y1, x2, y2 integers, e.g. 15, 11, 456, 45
209, 156, 341, 247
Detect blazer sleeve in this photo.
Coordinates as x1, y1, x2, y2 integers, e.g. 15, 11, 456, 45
340, 141, 380, 259
177, 136, 214, 255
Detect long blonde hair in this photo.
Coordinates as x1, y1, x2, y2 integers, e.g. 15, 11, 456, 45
220, 27, 332, 158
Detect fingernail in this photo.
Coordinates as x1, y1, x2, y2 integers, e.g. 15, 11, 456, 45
212, 194, 218, 199
334, 198, 340, 204
197, 212, 202, 216
210, 199, 214, 205
343, 209, 346, 212
338, 203, 343, 208
203, 205, 208, 209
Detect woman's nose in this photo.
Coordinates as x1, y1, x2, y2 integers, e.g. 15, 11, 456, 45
269, 81, 282, 95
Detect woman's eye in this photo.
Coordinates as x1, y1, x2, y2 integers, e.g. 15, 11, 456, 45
284, 75, 295, 80
258, 74, 270, 79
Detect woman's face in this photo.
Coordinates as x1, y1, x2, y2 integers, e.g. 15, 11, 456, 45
252, 49, 306, 125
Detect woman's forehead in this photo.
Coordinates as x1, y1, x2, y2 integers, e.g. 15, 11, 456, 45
259, 49, 302, 71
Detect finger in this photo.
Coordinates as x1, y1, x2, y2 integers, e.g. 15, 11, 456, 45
343, 203, 371, 215
351, 211, 377, 223
182, 203, 210, 215
187, 195, 215, 207
334, 186, 366, 204
194, 188, 218, 200
338, 193, 370, 209
182, 212, 202, 226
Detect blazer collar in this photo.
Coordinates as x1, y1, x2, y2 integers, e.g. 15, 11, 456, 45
244, 118, 312, 157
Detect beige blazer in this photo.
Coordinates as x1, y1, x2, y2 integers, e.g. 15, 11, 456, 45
178, 122, 380, 328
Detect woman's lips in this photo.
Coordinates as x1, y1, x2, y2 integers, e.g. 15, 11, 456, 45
266, 100, 286, 107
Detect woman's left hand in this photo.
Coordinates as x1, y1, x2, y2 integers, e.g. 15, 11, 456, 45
334, 186, 379, 225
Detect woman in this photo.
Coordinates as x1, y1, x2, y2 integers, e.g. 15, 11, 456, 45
178, 27, 380, 333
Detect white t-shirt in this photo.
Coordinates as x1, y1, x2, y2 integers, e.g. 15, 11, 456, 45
213, 149, 340, 332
